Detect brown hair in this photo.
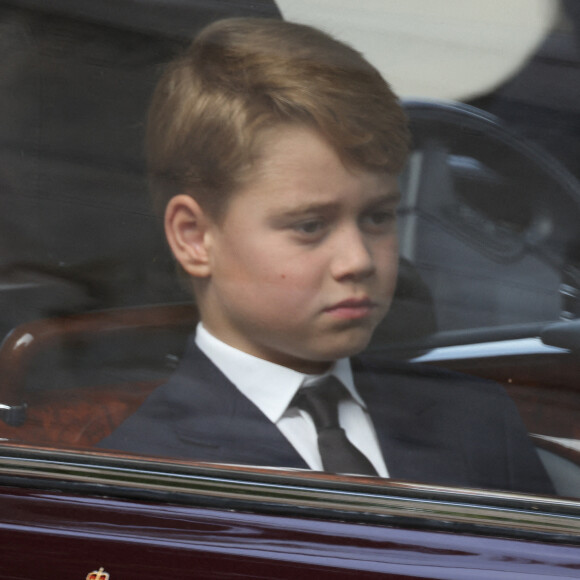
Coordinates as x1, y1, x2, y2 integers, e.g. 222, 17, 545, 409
147, 17, 410, 219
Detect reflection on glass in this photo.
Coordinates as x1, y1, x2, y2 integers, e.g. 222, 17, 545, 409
0, 1, 578, 501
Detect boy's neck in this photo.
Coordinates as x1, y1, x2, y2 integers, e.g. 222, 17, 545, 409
198, 321, 334, 374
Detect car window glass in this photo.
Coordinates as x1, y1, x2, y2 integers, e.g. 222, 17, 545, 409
0, 0, 578, 505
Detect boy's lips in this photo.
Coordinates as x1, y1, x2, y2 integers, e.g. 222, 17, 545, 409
324, 297, 377, 320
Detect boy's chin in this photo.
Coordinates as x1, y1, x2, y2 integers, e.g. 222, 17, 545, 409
272, 336, 373, 374
309, 332, 375, 362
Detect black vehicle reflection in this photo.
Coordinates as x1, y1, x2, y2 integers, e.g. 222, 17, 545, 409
396, 100, 580, 333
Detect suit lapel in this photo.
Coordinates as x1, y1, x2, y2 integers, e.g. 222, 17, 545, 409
354, 358, 470, 486
172, 341, 309, 469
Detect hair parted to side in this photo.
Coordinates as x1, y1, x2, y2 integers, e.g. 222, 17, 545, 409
147, 17, 410, 219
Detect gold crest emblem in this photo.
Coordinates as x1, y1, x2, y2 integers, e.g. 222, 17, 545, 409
86, 568, 109, 580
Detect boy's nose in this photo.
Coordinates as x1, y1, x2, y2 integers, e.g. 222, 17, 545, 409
330, 229, 375, 281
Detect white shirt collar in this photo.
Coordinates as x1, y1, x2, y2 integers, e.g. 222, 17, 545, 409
194, 323, 365, 424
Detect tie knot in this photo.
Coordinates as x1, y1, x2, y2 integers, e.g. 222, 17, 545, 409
294, 376, 346, 431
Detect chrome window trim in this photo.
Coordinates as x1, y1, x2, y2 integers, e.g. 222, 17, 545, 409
411, 337, 568, 362
0, 446, 578, 544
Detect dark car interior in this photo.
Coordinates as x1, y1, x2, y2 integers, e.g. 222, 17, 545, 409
0, 0, 579, 498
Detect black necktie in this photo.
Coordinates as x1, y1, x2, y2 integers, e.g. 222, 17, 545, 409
294, 376, 378, 476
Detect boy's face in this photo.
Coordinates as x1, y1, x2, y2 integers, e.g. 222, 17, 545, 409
200, 126, 400, 373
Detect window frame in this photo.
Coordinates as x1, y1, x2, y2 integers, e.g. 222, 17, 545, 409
0, 444, 579, 544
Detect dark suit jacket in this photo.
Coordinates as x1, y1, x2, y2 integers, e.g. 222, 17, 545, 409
100, 338, 554, 495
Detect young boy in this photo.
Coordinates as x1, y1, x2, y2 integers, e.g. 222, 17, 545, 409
101, 18, 553, 494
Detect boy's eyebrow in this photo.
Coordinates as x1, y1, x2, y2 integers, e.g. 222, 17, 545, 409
275, 191, 402, 219
361, 190, 402, 210
377, 190, 402, 205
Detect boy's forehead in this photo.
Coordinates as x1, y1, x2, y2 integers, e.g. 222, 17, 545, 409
245, 124, 400, 199
233, 168, 400, 220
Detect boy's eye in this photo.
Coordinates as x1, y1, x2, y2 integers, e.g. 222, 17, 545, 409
293, 220, 325, 235
362, 209, 396, 231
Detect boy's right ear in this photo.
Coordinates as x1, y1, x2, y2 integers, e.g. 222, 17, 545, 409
164, 194, 212, 278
